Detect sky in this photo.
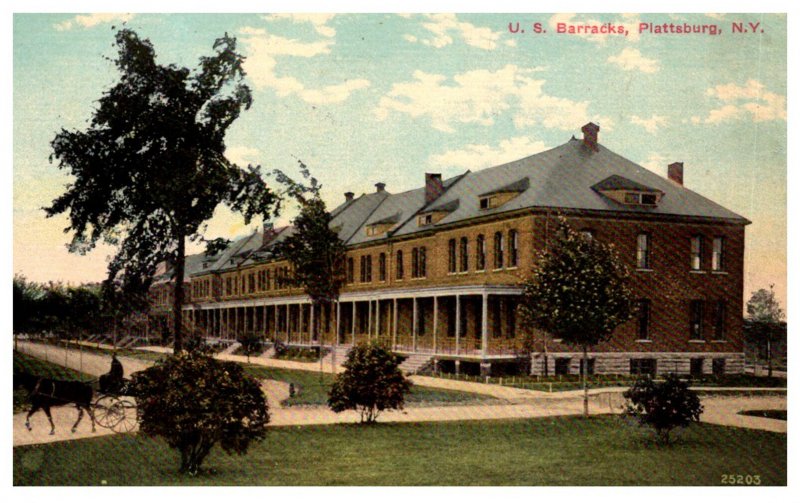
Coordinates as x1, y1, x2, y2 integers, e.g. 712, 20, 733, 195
11, 11, 787, 311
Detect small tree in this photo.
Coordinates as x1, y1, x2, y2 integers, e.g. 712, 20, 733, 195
624, 374, 703, 444
746, 285, 785, 377
272, 161, 347, 375
520, 218, 635, 416
328, 343, 411, 424
237, 332, 263, 363
130, 349, 269, 475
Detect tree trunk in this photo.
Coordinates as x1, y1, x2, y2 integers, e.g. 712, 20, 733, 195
767, 338, 773, 378
173, 236, 186, 354
582, 344, 589, 418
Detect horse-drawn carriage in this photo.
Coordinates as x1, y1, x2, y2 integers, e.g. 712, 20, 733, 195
17, 354, 139, 435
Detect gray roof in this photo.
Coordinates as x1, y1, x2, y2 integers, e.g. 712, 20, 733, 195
176, 134, 747, 278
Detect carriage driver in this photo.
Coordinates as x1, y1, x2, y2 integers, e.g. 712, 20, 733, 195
99, 353, 125, 394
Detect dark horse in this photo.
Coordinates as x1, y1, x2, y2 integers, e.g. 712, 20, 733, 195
14, 371, 96, 435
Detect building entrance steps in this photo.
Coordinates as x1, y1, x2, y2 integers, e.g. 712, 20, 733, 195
398, 353, 433, 375
219, 342, 241, 355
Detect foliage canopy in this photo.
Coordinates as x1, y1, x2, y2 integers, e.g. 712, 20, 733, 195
328, 343, 411, 424
46, 28, 279, 351
624, 374, 703, 444
130, 350, 269, 475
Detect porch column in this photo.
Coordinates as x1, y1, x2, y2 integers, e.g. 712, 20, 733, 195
455, 295, 461, 355
368, 299, 373, 341
412, 297, 418, 352
310, 303, 316, 342
481, 293, 489, 359
433, 296, 438, 355
274, 304, 279, 341
376, 300, 381, 338
335, 301, 341, 346
299, 303, 305, 344
351, 301, 356, 345
392, 298, 398, 350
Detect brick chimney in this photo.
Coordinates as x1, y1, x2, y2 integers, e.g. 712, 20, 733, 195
425, 173, 445, 204
581, 122, 600, 151
668, 162, 684, 186
375, 182, 386, 193
344, 191, 354, 202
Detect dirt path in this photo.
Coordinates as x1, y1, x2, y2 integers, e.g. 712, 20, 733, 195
14, 341, 786, 447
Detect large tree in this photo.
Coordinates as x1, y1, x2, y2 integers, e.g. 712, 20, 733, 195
745, 285, 785, 377
46, 29, 279, 352
272, 162, 347, 368
520, 218, 635, 417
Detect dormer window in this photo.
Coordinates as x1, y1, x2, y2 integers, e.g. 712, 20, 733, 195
365, 212, 401, 237
478, 177, 529, 211
592, 175, 664, 207
418, 214, 433, 226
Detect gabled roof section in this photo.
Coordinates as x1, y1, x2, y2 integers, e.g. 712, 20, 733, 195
426, 198, 460, 213
369, 212, 402, 226
330, 191, 390, 244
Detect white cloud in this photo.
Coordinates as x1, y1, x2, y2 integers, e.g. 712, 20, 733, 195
54, 13, 134, 31
263, 14, 337, 38
239, 25, 370, 104
375, 64, 606, 133
692, 80, 786, 123
640, 153, 667, 173
429, 137, 549, 171
404, 14, 510, 50
225, 146, 261, 166
607, 48, 659, 73
548, 13, 642, 44
630, 114, 668, 133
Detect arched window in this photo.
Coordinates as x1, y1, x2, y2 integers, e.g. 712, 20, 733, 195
448, 239, 456, 273
396, 250, 404, 279
494, 231, 504, 269
459, 237, 468, 272
508, 229, 518, 267
476, 234, 486, 270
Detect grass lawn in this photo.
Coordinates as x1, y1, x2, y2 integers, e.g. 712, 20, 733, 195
13, 351, 97, 413
14, 415, 786, 486
740, 409, 787, 421
241, 364, 495, 406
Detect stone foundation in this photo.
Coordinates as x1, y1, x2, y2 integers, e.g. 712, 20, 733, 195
529, 352, 745, 376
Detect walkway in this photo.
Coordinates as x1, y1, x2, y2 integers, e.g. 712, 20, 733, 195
14, 341, 787, 447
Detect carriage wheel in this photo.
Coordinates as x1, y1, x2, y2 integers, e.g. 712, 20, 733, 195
94, 395, 124, 429
110, 400, 138, 433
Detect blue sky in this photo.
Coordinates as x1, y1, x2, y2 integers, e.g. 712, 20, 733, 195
12, 12, 787, 308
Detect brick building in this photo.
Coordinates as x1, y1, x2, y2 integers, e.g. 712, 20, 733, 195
150, 123, 749, 376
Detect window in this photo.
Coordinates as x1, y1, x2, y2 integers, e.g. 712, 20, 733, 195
359, 255, 372, 283
636, 233, 650, 269
690, 358, 704, 377
630, 358, 657, 376
476, 234, 486, 271
690, 300, 704, 339
418, 214, 433, 226
494, 232, 504, 269
378, 253, 386, 281
714, 300, 726, 340
448, 239, 456, 273
346, 257, 354, 284
691, 235, 703, 270
624, 192, 639, 204
411, 248, 419, 278
555, 358, 571, 376
509, 229, 519, 267
712, 237, 724, 271
459, 237, 468, 272
712, 358, 726, 376
266, 270, 271, 290
641, 193, 657, 205
249, 273, 255, 293
419, 247, 427, 277
480, 197, 492, 209
638, 299, 651, 340
396, 250, 404, 279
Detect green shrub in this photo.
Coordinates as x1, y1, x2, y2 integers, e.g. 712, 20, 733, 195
624, 374, 703, 444
328, 343, 411, 424
130, 349, 269, 475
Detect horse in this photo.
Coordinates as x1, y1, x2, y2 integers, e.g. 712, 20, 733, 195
14, 371, 96, 435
